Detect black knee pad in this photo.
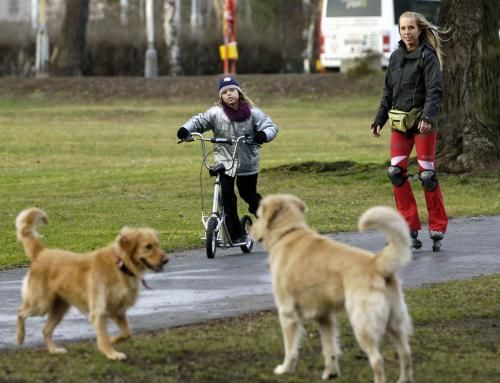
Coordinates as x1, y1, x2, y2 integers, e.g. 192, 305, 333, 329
387, 166, 406, 187
419, 170, 438, 191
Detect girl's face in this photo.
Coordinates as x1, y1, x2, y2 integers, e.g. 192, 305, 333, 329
399, 15, 421, 51
221, 87, 240, 109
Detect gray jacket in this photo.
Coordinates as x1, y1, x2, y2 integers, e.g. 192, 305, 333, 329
182, 105, 279, 176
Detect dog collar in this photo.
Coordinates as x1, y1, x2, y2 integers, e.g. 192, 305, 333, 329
116, 256, 135, 277
268, 227, 303, 251
115, 254, 152, 289
277, 227, 302, 241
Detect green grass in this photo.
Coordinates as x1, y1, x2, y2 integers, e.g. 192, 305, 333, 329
1, 91, 499, 268
0, 275, 498, 383
1, 78, 499, 382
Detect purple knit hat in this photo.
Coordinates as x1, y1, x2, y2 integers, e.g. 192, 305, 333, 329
218, 76, 242, 96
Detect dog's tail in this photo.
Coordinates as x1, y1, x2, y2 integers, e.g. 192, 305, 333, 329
358, 206, 411, 277
16, 207, 48, 261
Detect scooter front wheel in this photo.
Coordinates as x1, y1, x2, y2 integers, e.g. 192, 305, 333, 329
240, 215, 254, 254
206, 217, 218, 259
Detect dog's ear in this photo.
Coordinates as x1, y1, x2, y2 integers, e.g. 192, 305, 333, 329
118, 227, 138, 255
265, 199, 283, 230
290, 196, 307, 213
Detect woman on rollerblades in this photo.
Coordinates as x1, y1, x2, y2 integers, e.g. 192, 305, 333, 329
371, 11, 448, 251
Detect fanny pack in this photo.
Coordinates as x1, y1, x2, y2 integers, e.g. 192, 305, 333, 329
388, 107, 423, 132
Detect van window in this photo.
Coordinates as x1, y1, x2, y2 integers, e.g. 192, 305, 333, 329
394, 1, 440, 25
326, 0, 382, 17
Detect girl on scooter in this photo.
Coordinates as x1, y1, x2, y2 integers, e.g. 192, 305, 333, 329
177, 77, 279, 243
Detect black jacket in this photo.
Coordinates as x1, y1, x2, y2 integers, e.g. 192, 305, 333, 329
374, 40, 442, 129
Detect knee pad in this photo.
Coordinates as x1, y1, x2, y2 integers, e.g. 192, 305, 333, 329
387, 166, 406, 187
419, 170, 438, 191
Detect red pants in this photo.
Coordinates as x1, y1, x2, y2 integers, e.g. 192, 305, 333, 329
390, 131, 448, 233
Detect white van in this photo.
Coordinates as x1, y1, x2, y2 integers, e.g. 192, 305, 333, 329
319, 0, 441, 71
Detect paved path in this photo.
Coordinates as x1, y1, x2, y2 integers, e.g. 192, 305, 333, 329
1, 215, 499, 350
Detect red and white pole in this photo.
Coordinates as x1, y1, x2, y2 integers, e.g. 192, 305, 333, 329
223, 0, 237, 74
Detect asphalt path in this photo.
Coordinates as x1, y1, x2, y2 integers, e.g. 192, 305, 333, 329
0, 215, 499, 350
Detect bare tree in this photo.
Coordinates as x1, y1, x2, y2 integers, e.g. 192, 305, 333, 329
120, 0, 129, 26
191, 0, 202, 31
50, 0, 90, 76
240, 0, 253, 26
302, 0, 320, 73
212, 0, 223, 30
436, 0, 500, 172
163, 0, 183, 75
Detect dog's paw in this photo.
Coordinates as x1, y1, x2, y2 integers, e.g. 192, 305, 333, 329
16, 333, 25, 346
48, 347, 68, 354
274, 364, 290, 375
107, 351, 127, 360
111, 333, 131, 344
321, 369, 339, 380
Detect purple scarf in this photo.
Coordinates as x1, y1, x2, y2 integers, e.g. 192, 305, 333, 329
222, 102, 251, 122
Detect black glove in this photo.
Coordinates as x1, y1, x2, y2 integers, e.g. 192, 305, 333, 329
177, 127, 190, 140
253, 131, 267, 144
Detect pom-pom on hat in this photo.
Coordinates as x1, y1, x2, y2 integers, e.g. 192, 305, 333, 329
218, 76, 242, 96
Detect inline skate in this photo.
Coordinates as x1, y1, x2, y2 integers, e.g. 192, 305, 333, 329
430, 230, 444, 252
410, 230, 422, 249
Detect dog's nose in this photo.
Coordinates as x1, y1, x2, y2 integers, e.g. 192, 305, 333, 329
162, 253, 169, 265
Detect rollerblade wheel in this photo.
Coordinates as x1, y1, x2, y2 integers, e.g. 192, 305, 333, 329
412, 239, 422, 249
410, 231, 422, 249
432, 240, 441, 252
430, 231, 444, 252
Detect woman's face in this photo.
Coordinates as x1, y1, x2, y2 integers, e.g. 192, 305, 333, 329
399, 15, 421, 51
221, 87, 240, 109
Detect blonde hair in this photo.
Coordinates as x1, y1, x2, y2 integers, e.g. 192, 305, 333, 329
399, 11, 446, 70
217, 89, 255, 107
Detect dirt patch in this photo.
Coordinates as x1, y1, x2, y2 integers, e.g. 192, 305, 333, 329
0, 72, 383, 103
263, 160, 383, 175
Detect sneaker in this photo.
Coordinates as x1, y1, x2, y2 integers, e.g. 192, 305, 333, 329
410, 230, 422, 249
429, 230, 444, 240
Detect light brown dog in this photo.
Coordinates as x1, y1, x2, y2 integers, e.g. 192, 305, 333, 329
15, 207, 169, 360
252, 194, 413, 383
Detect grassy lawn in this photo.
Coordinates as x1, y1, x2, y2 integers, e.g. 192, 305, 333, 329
1, 80, 499, 268
0, 275, 498, 383
0, 75, 499, 382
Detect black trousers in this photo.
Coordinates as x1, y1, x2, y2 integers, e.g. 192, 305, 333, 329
220, 173, 261, 239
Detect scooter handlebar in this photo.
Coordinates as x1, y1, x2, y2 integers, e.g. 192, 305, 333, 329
210, 137, 233, 144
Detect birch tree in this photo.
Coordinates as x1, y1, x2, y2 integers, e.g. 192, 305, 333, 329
163, 0, 183, 75
302, 0, 320, 73
191, 0, 204, 74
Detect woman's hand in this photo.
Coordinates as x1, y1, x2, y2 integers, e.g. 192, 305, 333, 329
418, 119, 432, 134
371, 124, 382, 137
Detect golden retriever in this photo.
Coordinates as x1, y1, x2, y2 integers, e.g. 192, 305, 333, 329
252, 194, 413, 383
15, 207, 169, 360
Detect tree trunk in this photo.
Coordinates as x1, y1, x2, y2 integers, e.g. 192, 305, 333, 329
163, 0, 183, 76
212, 0, 223, 30
50, 0, 90, 76
436, 0, 500, 173
302, 0, 320, 73
191, 0, 204, 75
